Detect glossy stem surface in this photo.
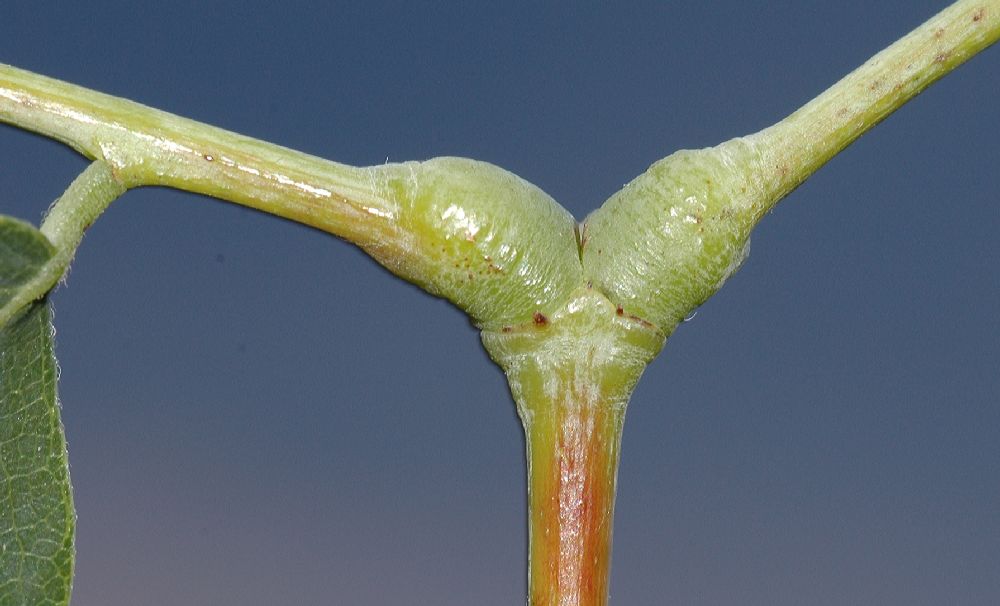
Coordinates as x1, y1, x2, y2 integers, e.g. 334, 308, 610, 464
523, 383, 625, 606
482, 287, 665, 606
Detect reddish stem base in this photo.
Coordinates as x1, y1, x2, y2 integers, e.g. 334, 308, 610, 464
523, 388, 625, 606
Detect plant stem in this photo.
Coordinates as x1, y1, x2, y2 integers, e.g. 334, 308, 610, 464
580, 0, 999, 333
0, 3, 996, 604
748, 0, 1000, 210
523, 388, 625, 606
0, 160, 124, 327
0, 64, 588, 328
0, 63, 406, 251
39, 160, 126, 260
483, 288, 664, 606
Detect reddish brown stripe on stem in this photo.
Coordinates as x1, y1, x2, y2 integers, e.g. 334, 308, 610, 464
525, 387, 624, 606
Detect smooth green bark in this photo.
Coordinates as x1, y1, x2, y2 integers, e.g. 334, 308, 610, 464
0, 1, 996, 604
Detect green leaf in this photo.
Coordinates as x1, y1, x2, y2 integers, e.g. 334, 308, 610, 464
0, 216, 74, 606
0, 216, 55, 310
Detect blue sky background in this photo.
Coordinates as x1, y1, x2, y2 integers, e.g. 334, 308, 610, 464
2, 2, 998, 604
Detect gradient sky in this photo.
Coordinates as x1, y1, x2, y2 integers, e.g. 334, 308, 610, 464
2, 2, 998, 605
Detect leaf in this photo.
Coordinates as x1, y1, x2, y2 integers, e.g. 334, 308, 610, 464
0, 216, 55, 310
0, 215, 74, 606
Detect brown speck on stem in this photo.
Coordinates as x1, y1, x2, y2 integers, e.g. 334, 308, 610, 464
615, 305, 624, 316
973, 7, 985, 21
935, 51, 951, 63
203, 154, 214, 162
626, 313, 655, 329
533, 312, 548, 326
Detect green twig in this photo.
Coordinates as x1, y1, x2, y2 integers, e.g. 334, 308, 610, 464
0, 3, 996, 605
750, 0, 1000, 207
0, 161, 125, 327
580, 0, 999, 333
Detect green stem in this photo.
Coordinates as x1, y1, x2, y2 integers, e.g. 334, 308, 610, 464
0, 65, 586, 329
482, 287, 664, 606
580, 0, 999, 332
40, 161, 127, 259
0, 63, 396, 247
0, 4, 996, 604
748, 0, 1000, 210
522, 387, 625, 606
0, 160, 125, 327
